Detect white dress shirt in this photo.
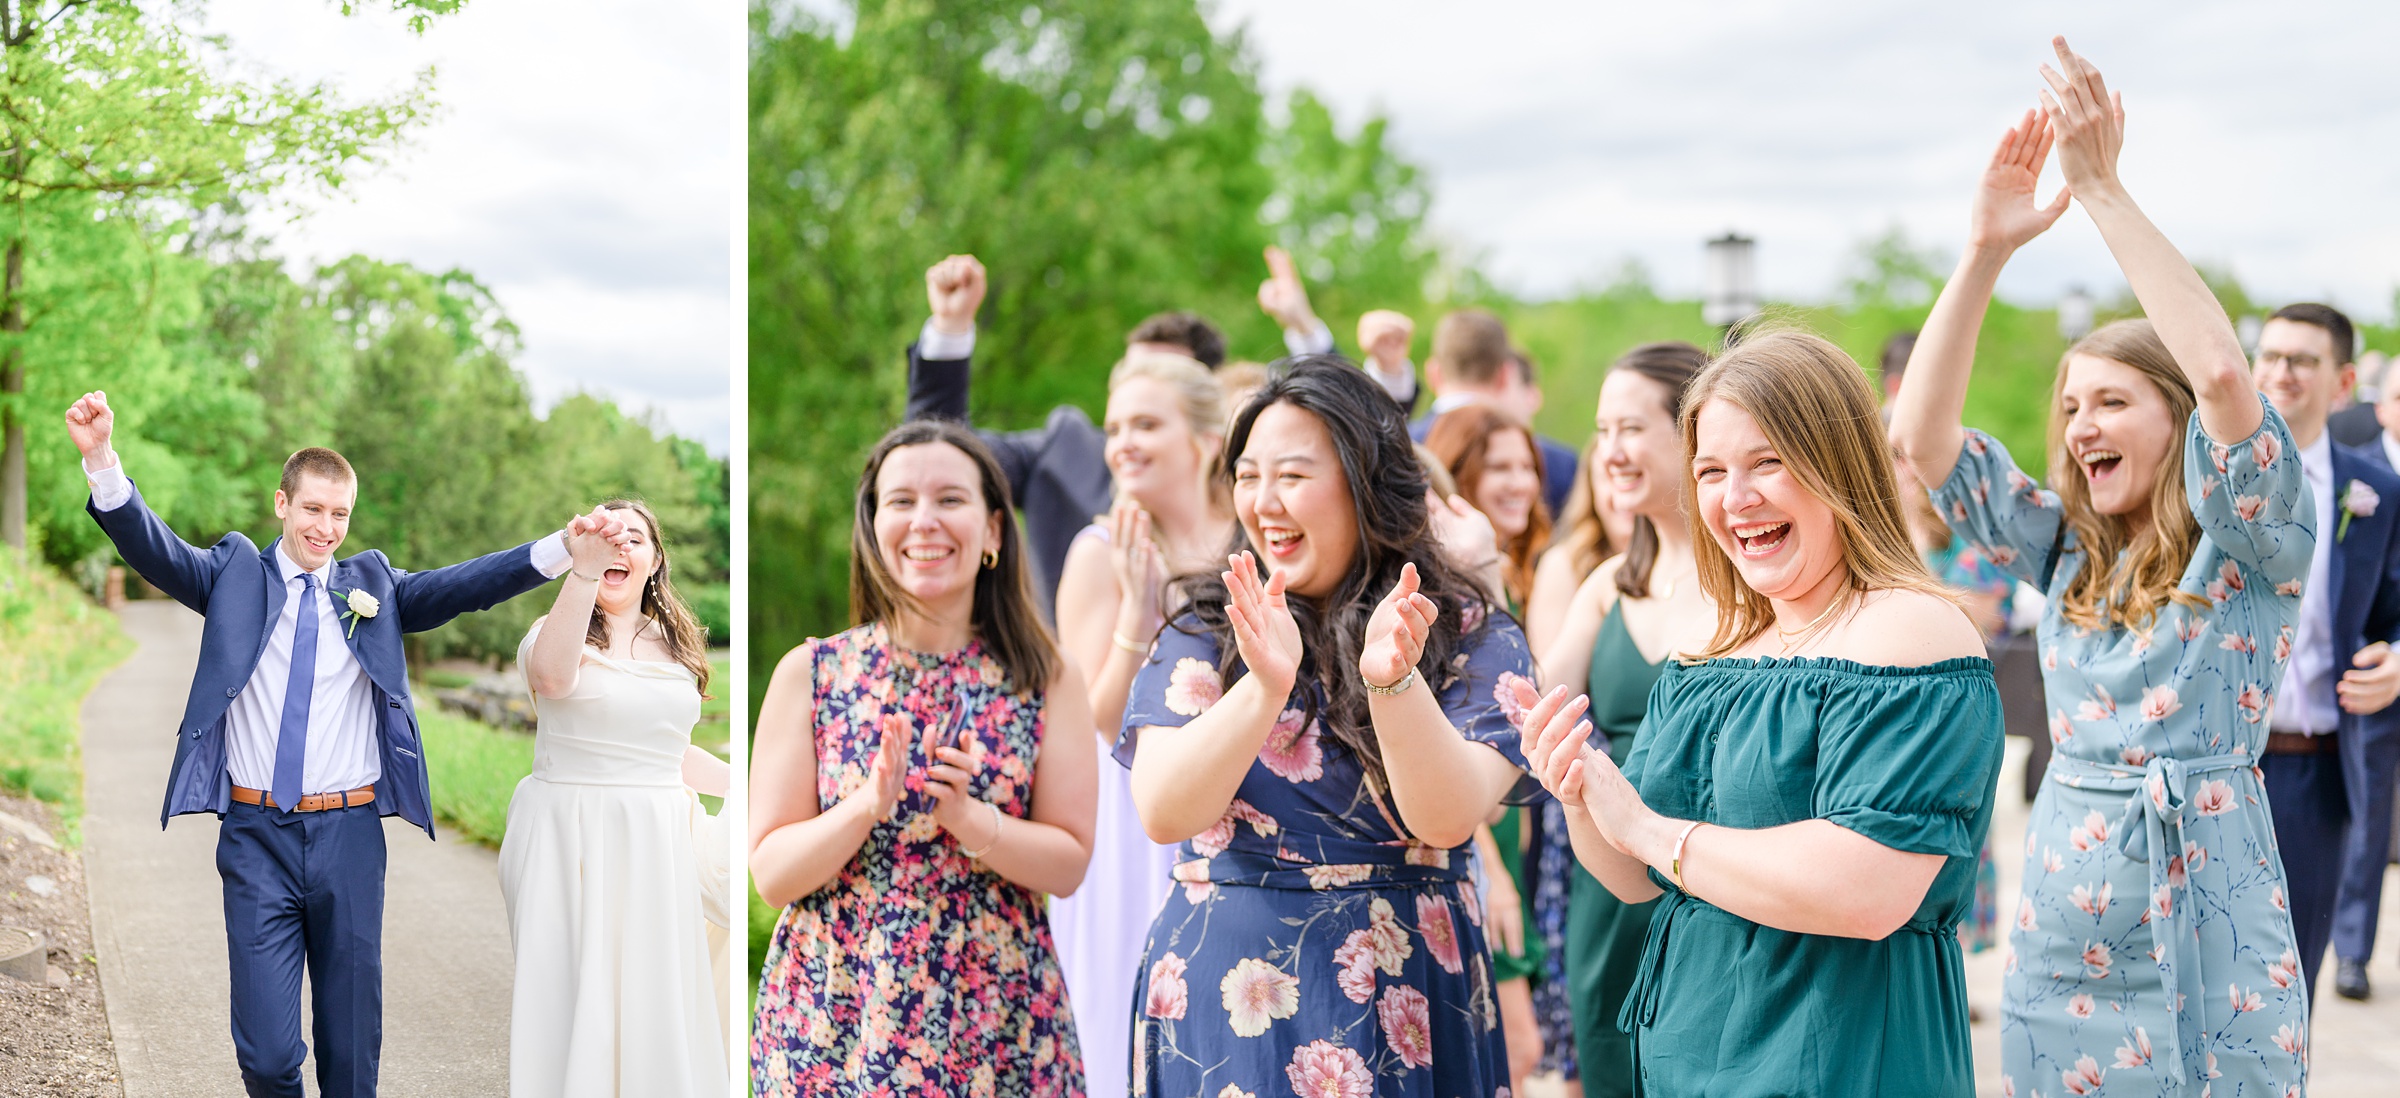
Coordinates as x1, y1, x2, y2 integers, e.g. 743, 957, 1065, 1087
2380, 429, 2400, 477
2271, 432, 2342, 735
87, 456, 572, 791
918, 317, 1339, 364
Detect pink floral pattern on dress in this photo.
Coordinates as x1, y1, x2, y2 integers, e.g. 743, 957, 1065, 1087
1936, 400, 2310, 1094
751, 625, 1081, 1097
1118, 607, 1533, 1097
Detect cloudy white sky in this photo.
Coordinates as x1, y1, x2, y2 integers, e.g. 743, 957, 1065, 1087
199, 0, 735, 452
1209, 0, 2400, 319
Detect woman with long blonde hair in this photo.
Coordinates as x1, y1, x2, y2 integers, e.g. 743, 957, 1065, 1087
1521, 328, 2004, 1095
1049, 351, 1233, 1098
1890, 40, 2311, 1094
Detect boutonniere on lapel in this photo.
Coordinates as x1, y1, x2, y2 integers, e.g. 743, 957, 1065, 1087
2340, 479, 2380, 543
333, 589, 381, 639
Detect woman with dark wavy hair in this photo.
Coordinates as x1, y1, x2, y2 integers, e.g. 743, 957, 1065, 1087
748, 420, 1097, 1096
1118, 355, 1540, 1096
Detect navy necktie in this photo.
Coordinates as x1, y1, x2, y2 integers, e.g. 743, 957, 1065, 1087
271, 572, 319, 812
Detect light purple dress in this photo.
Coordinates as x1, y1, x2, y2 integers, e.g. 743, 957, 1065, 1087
1048, 524, 1180, 1098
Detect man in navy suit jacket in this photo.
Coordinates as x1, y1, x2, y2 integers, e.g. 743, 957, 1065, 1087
2251, 304, 2400, 1005
1406, 310, 1579, 517
65, 391, 592, 1098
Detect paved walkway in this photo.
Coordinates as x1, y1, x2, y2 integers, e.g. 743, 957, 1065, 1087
82, 602, 512, 1098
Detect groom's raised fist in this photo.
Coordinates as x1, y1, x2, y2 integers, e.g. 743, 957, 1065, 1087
63, 391, 115, 468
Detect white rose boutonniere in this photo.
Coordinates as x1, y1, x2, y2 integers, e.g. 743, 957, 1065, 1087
335, 589, 381, 638
2341, 480, 2381, 543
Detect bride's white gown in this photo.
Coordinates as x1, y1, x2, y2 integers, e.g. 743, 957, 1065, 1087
498, 626, 727, 1097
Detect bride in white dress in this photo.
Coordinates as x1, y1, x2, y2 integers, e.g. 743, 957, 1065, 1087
500, 501, 730, 1097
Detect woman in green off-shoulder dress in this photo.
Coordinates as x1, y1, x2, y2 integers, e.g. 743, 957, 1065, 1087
1521, 329, 2003, 1096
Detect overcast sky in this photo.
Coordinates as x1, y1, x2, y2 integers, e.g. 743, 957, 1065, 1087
1208, 0, 2400, 320
200, 0, 735, 452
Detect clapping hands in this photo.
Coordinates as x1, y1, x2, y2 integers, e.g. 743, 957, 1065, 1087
846, 713, 911, 822
1223, 550, 1303, 694
1359, 563, 1439, 691
1969, 107, 2073, 253
2037, 37, 2125, 204
1515, 677, 1652, 855
1107, 500, 1168, 639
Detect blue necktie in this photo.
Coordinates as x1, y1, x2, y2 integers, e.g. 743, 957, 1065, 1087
271, 573, 319, 813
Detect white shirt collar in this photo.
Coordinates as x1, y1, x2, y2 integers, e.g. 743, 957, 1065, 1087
2301, 430, 2332, 484
1429, 391, 1480, 416
275, 540, 336, 587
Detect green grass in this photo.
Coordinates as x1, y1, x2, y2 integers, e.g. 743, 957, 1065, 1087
0, 555, 133, 840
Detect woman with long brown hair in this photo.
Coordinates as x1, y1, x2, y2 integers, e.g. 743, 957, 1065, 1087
1529, 438, 1635, 652
1890, 40, 2311, 1094
504, 500, 729, 1096
748, 421, 1097, 1096
1522, 328, 2004, 1095
1424, 404, 1551, 609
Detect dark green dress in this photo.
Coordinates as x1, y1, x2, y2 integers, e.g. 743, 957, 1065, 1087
1563, 601, 1667, 1098
1618, 656, 2002, 1097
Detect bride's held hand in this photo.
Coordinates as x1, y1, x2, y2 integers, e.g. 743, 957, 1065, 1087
565, 505, 625, 574
1968, 107, 2072, 253
1360, 562, 1439, 690
2037, 36, 2125, 202
1224, 551, 1303, 694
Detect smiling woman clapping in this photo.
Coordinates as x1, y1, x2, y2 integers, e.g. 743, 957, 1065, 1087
1522, 332, 2004, 1097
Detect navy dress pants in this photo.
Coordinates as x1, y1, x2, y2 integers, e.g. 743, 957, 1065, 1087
2263, 750, 2347, 1003
2333, 725, 2400, 964
217, 800, 386, 1098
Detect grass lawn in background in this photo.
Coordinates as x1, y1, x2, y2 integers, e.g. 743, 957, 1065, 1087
0, 556, 133, 840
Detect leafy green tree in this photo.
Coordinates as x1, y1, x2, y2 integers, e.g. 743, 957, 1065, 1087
0, 0, 434, 551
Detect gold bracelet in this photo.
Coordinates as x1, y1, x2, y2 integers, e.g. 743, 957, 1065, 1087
960, 800, 1004, 859
1669, 820, 1705, 892
1111, 630, 1149, 655
569, 569, 605, 583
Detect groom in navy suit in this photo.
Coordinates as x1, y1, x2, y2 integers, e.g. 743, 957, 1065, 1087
64, 391, 611, 1098
2250, 304, 2400, 1006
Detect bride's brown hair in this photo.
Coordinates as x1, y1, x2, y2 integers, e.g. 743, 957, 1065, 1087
582, 499, 713, 695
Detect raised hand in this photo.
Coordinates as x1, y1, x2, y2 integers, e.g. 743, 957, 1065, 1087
1428, 492, 1499, 573
1515, 678, 1596, 803
1107, 499, 1167, 639
1257, 246, 1320, 333
925, 254, 987, 335
922, 710, 994, 845
844, 712, 912, 823
1223, 550, 1303, 694
2037, 36, 2125, 202
62, 391, 115, 465
566, 505, 626, 575
1357, 309, 1415, 370
1359, 562, 1440, 690
1969, 107, 2073, 253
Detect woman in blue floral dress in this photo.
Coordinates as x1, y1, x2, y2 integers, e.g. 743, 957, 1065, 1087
748, 421, 1098, 1096
1890, 39, 2313, 1095
1120, 358, 1537, 1098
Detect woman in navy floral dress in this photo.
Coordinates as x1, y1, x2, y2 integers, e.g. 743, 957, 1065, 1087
1120, 358, 1538, 1098
748, 421, 1098, 1096
1891, 40, 2312, 1095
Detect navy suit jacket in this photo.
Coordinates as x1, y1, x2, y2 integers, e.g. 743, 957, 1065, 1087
905, 341, 1112, 619
91, 480, 553, 837
1408, 410, 1580, 520
2320, 442, 2400, 749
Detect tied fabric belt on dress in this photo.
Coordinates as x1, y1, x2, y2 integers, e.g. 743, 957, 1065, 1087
1177, 832, 1473, 893
2047, 751, 2251, 1088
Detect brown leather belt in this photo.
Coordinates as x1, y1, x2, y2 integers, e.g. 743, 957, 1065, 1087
230, 785, 376, 812
2263, 731, 2340, 756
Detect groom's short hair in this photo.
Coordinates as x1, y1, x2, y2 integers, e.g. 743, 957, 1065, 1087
281, 447, 356, 497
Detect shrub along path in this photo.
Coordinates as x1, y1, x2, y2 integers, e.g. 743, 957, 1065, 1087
82, 601, 512, 1098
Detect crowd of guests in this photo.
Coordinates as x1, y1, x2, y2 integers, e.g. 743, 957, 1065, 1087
747, 39, 2398, 1098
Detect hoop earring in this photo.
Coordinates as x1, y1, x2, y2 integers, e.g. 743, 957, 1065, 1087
981, 548, 998, 569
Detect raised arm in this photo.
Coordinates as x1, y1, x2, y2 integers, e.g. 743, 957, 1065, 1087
749, 644, 908, 908
1889, 108, 2071, 488
67, 391, 224, 608
1359, 563, 1527, 849
523, 508, 634, 699
905, 254, 986, 423
2040, 37, 2256, 444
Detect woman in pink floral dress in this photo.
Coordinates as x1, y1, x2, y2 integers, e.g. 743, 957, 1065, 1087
1119, 358, 1538, 1098
748, 420, 1097, 1096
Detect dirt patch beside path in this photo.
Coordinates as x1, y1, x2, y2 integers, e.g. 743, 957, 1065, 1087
0, 791, 123, 1097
